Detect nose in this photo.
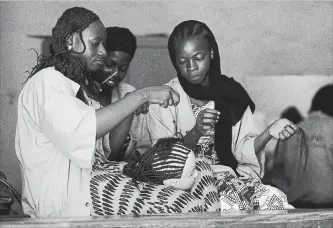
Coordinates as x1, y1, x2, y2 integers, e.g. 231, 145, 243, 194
187, 59, 198, 71
104, 65, 117, 74
97, 43, 107, 58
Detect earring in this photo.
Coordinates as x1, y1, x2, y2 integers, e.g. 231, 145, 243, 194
67, 45, 72, 51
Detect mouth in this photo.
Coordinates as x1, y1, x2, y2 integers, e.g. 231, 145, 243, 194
101, 71, 118, 85
94, 59, 104, 65
190, 75, 201, 81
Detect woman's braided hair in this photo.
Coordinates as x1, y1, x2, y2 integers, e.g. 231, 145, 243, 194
25, 7, 101, 100
123, 137, 192, 185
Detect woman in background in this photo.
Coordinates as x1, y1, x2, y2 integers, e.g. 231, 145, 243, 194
146, 20, 298, 210
92, 27, 150, 162
267, 84, 333, 208
15, 7, 179, 218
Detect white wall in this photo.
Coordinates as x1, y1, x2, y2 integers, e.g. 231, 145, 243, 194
0, 1, 332, 214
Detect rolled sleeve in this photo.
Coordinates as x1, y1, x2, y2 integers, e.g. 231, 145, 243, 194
232, 107, 263, 179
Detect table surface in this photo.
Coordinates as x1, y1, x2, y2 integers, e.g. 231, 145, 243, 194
1, 209, 333, 228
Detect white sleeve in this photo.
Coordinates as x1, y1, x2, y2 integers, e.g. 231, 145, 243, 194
36, 74, 96, 169
232, 106, 265, 179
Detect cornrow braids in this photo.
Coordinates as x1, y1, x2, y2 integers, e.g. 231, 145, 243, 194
25, 7, 101, 101
123, 137, 192, 185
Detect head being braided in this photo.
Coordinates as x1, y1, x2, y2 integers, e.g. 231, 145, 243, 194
123, 137, 192, 185
26, 7, 104, 99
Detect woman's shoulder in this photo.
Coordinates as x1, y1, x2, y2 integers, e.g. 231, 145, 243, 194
30, 67, 71, 86
26, 67, 80, 95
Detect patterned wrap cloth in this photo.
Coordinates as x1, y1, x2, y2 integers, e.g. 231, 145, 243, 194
192, 103, 294, 211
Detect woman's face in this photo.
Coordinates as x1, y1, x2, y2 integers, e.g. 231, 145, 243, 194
99, 51, 132, 87
174, 35, 212, 87
72, 20, 107, 73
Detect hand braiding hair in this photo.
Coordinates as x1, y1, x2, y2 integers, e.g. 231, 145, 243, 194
123, 137, 192, 185
25, 7, 101, 102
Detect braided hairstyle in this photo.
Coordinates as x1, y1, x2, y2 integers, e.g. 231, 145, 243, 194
25, 7, 101, 100
123, 137, 192, 185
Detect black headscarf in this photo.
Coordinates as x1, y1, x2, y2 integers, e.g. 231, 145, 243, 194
105, 27, 137, 58
168, 20, 255, 171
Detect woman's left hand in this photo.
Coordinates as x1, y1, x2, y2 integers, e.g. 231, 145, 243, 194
268, 118, 300, 140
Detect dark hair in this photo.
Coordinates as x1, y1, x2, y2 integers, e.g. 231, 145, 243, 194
25, 7, 101, 99
168, 20, 221, 77
310, 84, 333, 117
123, 137, 191, 185
105, 27, 137, 58
281, 106, 303, 124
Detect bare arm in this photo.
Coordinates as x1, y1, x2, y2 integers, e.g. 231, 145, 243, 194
95, 90, 146, 139
183, 126, 202, 149
254, 128, 272, 154
95, 86, 180, 139
254, 119, 299, 155
108, 115, 133, 161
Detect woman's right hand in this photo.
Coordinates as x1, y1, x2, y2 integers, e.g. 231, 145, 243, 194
195, 108, 220, 135
140, 86, 180, 108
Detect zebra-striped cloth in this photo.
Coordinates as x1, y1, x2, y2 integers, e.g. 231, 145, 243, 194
90, 158, 220, 216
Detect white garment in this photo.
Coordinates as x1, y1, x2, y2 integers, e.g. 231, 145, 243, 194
147, 78, 265, 180
15, 67, 96, 217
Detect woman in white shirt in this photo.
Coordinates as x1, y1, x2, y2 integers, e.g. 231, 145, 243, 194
15, 7, 179, 218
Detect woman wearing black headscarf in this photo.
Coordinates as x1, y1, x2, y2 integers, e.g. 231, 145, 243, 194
92, 27, 151, 162
147, 20, 298, 210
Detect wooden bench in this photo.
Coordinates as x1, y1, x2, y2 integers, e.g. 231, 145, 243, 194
0, 209, 332, 228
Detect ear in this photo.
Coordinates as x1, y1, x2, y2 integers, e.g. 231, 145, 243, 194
210, 49, 214, 59
65, 34, 74, 51
163, 179, 179, 187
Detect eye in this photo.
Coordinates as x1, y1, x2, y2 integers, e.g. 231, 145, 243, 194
179, 59, 187, 65
119, 65, 129, 72
90, 39, 101, 46
104, 60, 116, 67
196, 54, 205, 61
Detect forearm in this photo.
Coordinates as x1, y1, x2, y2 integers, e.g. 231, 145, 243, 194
108, 115, 133, 161
254, 127, 272, 155
95, 89, 147, 139
183, 126, 202, 150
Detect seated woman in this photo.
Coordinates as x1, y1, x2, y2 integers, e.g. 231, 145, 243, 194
90, 137, 220, 215
146, 20, 297, 210
266, 84, 333, 208
91, 26, 150, 162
